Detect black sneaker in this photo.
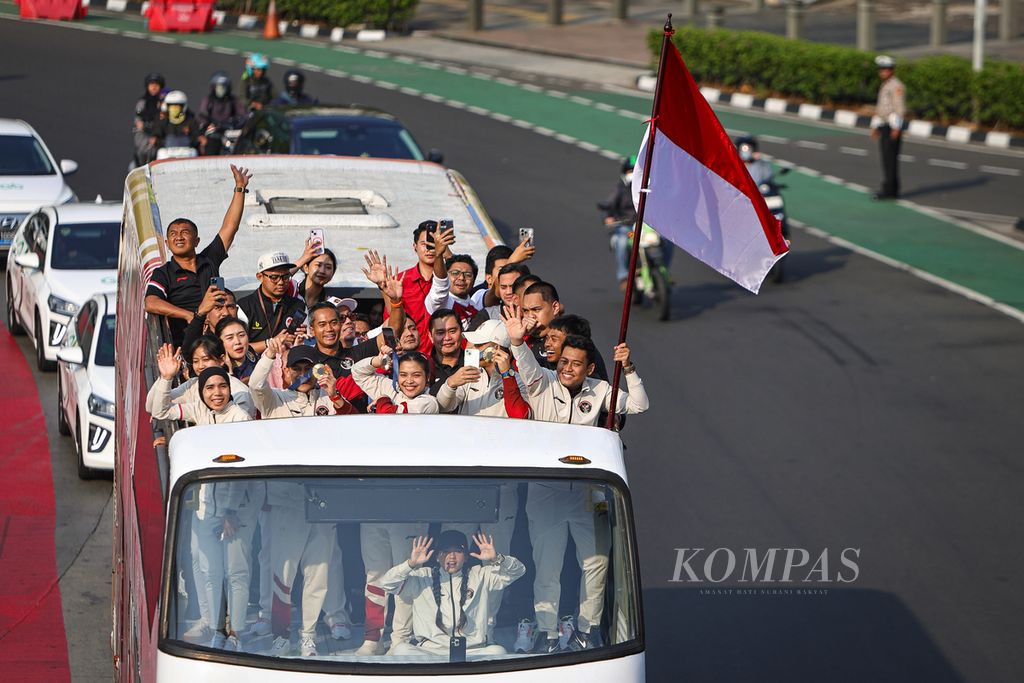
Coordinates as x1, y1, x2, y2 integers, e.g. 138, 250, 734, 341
536, 636, 560, 654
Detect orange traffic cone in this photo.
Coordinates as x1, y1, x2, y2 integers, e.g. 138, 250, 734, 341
263, 0, 280, 39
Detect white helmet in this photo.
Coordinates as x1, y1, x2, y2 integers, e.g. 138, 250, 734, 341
162, 90, 189, 125
162, 90, 188, 110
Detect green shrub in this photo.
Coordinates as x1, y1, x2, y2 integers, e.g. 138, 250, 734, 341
216, 0, 418, 29
649, 27, 1023, 130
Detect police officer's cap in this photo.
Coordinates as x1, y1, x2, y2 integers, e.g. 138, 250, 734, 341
874, 55, 895, 69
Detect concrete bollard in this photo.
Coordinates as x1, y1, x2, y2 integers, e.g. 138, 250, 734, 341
681, 0, 699, 21
1000, 0, 1022, 40
857, 0, 876, 52
613, 0, 628, 21
548, 0, 563, 25
931, 0, 948, 46
785, 0, 803, 40
468, 0, 483, 31
707, 5, 724, 28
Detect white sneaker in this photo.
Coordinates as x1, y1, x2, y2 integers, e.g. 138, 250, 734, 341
267, 636, 291, 657
329, 621, 352, 640
513, 618, 538, 653
299, 634, 318, 657
224, 635, 242, 652
183, 622, 210, 641
208, 632, 227, 649
249, 617, 271, 637
557, 615, 576, 651
354, 639, 385, 656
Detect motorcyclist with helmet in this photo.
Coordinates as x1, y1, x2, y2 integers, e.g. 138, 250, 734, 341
197, 71, 244, 155
271, 69, 318, 106
150, 90, 200, 153
242, 53, 274, 110
133, 72, 165, 166
735, 135, 775, 186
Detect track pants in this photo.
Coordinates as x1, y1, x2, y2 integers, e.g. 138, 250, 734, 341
192, 512, 252, 635
389, 640, 507, 657
527, 482, 609, 637
360, 523, 425, 643
270, 506, 334, 639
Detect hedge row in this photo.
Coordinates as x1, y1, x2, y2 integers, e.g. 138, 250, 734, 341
217, 0, 419, 31
648, 27, 1024, 130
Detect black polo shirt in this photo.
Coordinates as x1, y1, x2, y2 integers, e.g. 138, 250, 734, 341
237, 288, 307, 343
316, 343, 377, 413
429, 348, 465, 397
146, 235, 228, 344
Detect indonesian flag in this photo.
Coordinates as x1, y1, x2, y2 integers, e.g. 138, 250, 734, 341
632, 41, 788, 293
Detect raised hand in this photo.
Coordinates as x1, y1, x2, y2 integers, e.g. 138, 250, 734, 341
372, 345, 394, 369
492, 347, 511, 374
230, 164, 252, 189
501, 304, 528, 344
408, 535, 435, 568
509, 235, 536, 264
436, 227, 456, 256
157, 343, 182, 380
317, 364, 337, 395
469, 533, 496, 563
381, 268, 403, 304
361, 249, 389, 288
197, 284, 225, 316
447, 365, 482, 388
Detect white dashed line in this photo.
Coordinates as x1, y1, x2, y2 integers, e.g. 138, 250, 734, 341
393, 56, 416, 64
445, 66, 468, 75
546, 90, 567, 99
839, 146, 868, 156
447, 100, 468, 109
845, 182, 871, 193
421, 93, 444, 103
494, 77, 518, 86
362, 50, 387, 59
375, 81, 398, 90
326, 69, 349, 78
122, 31, 146, 39
577, 141, 601, 152
418, 61, 441, 70
212, 46, 237, 55
149, 34, 175, 43
350, 75, 372, 84
599, 150, 622, 161
471, 73, 494, 81
593, 102, 616, 113
511, 119, 533, 129
979, 165, 1021, 177
276, 58, 297, 65
399, 87, 422, 96
490, 113, 512, 123
182, 40, 209, 50
569, 95, 593, 106
795, 140, 828, 151
928, 158, 968, 170
467, 105, 490, 116
759, 135, 791, 145
554, 133, 578, 144
899, 154, 916, 162
520, 84, 543, 93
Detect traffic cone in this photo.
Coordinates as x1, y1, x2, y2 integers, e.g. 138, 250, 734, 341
263, 0, 280, 39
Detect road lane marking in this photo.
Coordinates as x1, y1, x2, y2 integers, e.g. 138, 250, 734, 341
796, 141, 828, 150
928, 158, 969, 170
979, 165, 1021, 177
899, 154, 916, 162
839, 146, 868, 156
759, 135, 790, 145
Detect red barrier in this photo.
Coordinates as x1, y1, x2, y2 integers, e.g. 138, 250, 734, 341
145, 0, 216, 33
18, 0, 87, 20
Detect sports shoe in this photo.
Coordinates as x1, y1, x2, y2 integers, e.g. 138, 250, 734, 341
354, 639, 385, 656
535, 636, 560, 654
249, 617, 271, 637
224, 634, 242, 652
328, 621, 352, 641
183, 621, 210, 642
557, 615, 576, 651
513, 618, 538, 654
299, 634, 318, 657
208, 631, 227, 649
267, 636, 291, 657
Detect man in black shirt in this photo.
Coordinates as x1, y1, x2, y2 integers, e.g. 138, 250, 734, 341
303, 303, 376, 412
427, 308, 465, 396
145, 164, 252, 345
237, 251, 307, 354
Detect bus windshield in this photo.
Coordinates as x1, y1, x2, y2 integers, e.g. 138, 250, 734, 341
165, 473, 640, 671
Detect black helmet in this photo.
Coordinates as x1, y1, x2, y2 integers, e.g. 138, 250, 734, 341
145, 72, 165, 88
210, 71, 232, 95
284, 69, 305, 92
735, 135, 758, 161
620, 155, 636, 174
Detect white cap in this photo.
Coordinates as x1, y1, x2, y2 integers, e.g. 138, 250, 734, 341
326, 296, 358, 312
464, 319, 511, 348
874, 55, 895, 69
256, 251, 295, 273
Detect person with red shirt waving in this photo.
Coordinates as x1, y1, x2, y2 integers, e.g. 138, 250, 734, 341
391, 221, 447, 355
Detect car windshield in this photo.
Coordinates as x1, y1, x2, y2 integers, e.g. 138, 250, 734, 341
0, 135, 55, 175
293, 122, 424, 160
95, 315, 115, 366
166, 473, 640, 671
50, 222, 120, 270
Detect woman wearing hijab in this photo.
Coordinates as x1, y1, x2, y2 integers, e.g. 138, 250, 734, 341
145, 336, 255, 417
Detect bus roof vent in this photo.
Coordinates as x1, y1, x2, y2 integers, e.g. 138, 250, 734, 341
246, 189, 397, 229
266, 196, 367, 215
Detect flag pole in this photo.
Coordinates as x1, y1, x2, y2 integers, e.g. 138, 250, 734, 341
606, 13, 674, 430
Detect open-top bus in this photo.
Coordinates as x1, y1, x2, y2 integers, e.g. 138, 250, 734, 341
113, 156, 645, 681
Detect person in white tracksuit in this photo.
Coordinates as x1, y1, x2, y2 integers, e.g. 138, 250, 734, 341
351, 348, 439, 414
144, 336, 255, 417
356, 521, 427, 656
379, 531, 525, 658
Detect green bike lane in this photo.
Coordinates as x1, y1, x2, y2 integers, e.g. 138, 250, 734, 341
8, 4, 1023, 314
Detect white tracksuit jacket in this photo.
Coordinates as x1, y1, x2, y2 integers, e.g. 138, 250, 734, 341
248, 353, 337, 418
435, 368, 527, 417
144, 374, 255, 417
148, 377, 252, 425
510, 343, 649, 425
351, 357, 440, 414
379, 555, 526, 649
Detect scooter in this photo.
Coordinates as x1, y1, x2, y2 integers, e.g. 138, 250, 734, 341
758, 167, 790, 283
155, 133, 199, 161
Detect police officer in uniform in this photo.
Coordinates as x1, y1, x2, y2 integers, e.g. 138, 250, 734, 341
871, 55, 906, 200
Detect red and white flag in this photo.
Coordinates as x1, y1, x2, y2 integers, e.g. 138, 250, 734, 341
632, 42, 788, 293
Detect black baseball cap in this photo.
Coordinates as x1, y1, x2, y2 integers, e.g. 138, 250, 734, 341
436, 530, 467, 552
286, 345, 319, 368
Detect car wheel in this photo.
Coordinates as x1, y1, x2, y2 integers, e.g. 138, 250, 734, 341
35, 312, 56, 372
75, 413, 97, 481
57, 375, 71, 436
5, 278, 24, 335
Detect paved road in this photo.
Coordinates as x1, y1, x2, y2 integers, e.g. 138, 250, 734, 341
2, 15, 1023, 683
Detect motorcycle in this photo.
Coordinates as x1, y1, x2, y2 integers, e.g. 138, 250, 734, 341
754, 166, 790, 283
609, 220, 672, 321
155, 133, 199, 161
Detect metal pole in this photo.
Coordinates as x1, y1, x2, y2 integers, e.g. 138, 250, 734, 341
931, 0, 948, 46
973, 0, 987, 71
857, 0, 876, 51
606, 14, 675, 430
708, 5, 724, 28
785, 0, 803, 40
468, 0, 483, 31
548, 0, 563, 25
613, 0, 628, 21
999, 0, 1019, 40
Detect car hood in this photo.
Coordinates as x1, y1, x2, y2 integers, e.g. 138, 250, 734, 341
0, 175, 73, 209
48, 270, 118, 307
88, 364, 116, 402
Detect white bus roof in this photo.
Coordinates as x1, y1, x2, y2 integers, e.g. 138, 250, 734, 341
166, 415, 627, 488
145, 156, 500, 294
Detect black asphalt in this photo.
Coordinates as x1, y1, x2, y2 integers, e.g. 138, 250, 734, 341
2, 17, 1023, 682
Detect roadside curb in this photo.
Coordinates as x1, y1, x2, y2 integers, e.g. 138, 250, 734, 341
636, 75, 1024, 151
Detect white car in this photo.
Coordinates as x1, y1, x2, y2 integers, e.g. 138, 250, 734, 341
0, 119, 78, 255
57, 292, 116, 478
5, 202, 120, 371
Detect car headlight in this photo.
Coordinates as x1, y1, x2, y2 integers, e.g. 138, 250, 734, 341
48, 295, 79, 316
88, 394, 115, 420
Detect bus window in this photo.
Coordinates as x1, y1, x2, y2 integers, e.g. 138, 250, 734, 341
164, 474, 640, 672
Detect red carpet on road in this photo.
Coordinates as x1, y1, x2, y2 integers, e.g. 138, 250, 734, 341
0, 326, 71, 681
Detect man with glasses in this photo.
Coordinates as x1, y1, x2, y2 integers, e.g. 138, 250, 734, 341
237, 251, 308, 354
425, 247, 485, 330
